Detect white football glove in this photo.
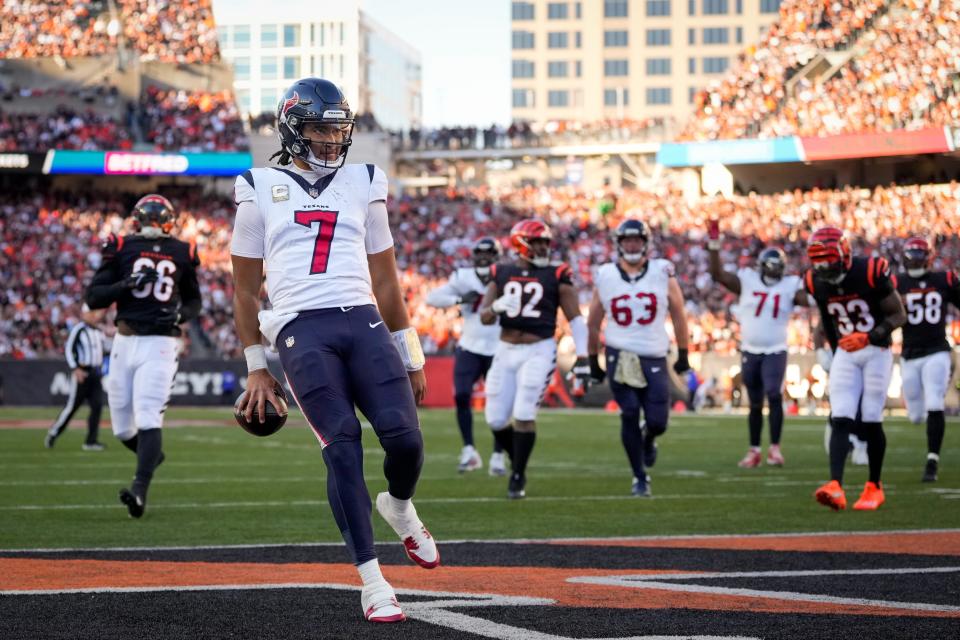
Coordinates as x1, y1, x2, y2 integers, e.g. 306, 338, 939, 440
491, 293, 520, 316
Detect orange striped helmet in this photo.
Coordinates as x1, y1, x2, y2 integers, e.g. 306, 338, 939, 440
510, 218, 552, 267
807, 227, 851, 284
132, 194, 175, 238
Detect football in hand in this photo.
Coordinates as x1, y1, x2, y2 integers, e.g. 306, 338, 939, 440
234, 385, 289, 437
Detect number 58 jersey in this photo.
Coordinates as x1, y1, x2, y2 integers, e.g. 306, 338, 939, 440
595, 260, 673, 358
897, 270, 960, 359
231, 164, 394, 313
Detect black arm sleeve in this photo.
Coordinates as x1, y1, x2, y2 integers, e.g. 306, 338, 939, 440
177, 263, 203, 323
85, 265, 126, 309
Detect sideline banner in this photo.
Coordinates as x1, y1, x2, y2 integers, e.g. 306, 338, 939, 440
800, 127, 953, 161
0, 152, 47, 174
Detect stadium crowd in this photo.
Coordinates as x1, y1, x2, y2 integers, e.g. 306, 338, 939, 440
140, 85, 248, 152
1, 0, 220, 64
2, 181, 958, 361
682, 0, 891, 140
759, 0, 960, 138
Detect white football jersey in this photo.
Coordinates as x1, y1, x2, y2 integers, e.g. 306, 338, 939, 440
595, 259, 673, 357
231, 163, 393, 314
425, 267, 500, 356
736, 268, 802, 354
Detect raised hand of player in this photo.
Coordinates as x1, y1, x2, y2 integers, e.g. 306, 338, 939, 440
408, 368, 426, 405
706, 219, 722, 250
589, 354, 606, 384
122, 267, 159, 290
838, 332, 869, 352
240, 368, 287, 424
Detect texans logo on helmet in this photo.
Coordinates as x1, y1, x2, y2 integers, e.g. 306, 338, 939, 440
280, 92, 300, 119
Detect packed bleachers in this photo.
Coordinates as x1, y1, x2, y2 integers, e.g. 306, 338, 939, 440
759, 0, 960, 138
140, 85, 248, 152
3, 182, 958, 361
1, 0, 220, 64
682, 0, 893, 140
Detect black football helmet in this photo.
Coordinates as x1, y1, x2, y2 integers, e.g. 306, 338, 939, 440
276, 78, 355, 169
615, 219, 649, 265
758, 247, 786, 283
472, 237, 501, 281
131, 194, 175, 238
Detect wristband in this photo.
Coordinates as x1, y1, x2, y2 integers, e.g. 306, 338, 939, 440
707, 239, 722, 251
244, 344, 268, 372
392, 327, 425, 371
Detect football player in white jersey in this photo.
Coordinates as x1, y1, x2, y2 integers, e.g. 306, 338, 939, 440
587, 220, 691, 497
230, 78, 435, 623
707, 221, 808, 468
425, 237, 507, 475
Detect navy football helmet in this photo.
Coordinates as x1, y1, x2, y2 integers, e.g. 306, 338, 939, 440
615, 219, 649, 265
472, 237, 501, 282
276, 78, 355, 169
758, 247, 786, 283
131, 194, 175, 238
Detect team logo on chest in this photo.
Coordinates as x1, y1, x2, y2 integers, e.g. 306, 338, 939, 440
308, 188, 319, 198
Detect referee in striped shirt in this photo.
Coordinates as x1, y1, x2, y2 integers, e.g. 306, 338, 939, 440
45, 305, 107, 450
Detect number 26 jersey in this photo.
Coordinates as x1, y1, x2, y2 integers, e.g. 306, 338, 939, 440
231, 163, 394, 314
595, 259, 673, 358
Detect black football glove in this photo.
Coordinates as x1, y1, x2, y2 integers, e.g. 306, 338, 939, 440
458, 290, 481, 305
571, 356, 592, 389
673, 348, 691, 375
589, 354, 606, 384
122, 267, 159, 290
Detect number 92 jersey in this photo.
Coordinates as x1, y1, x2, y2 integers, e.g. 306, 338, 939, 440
804, 256, 895, 347
595, 259, 673, 357
97, 233, 201, 335
492, 262, 573, 339
896, 270, 960, 359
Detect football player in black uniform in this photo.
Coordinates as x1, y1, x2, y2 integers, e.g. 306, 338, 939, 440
479, 218, 590, 499
896, 236, 960, 482
85, 194, 201, 518
805, 227, 906, 511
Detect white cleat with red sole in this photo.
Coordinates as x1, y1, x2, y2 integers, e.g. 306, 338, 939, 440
375, 492, 440, 569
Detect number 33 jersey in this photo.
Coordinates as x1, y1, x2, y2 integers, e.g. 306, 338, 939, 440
804, 256, 896, 347
231, 163, 393, 313
491, 261, 573, 339
896, 270, 960, 359
595, 259, 673, 358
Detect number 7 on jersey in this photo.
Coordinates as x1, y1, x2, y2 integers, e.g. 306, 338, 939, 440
294, 210, 339, 274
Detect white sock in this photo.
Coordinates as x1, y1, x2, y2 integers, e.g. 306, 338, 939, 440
357, 559, 384, 586
928, 453, 940, 462
750, 446, 761, 453
386, 493, 412, 517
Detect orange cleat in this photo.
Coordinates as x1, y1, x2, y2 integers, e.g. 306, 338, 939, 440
766, 444, 785, 466
853, 481, 885, 510
738, 448, 762, 468
814, 480, 847, 511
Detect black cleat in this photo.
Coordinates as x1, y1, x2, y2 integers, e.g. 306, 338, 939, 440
922, 459, 938, 483
631, 476, 652, 497
119, 488, 146, 519
507, 473, 526, 500
44, 433, 56, 449
643, 439, 658, 468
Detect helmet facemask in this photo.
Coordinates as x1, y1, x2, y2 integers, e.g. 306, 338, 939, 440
520, 238, 551, 268
284, 116, 354, 170
759, 251, 786, 285
132, 196, 175, 238
904, 247, 930, 278
618, 235, 647, 266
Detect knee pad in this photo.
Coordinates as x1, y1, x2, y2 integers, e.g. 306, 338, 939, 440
766, 393, 782, 405
748, 402, 764, 412
115, 430, 137, 443
620, 411, 641, 425
371, 407, 417, 439
645, 419, 668, 437
831, 416, 855, 434
380, 428, 423, 460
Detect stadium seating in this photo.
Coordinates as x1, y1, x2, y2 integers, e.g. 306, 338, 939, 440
3, 183, 958, 360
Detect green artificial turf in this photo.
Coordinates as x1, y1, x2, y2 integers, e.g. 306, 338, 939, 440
2, 407, 957, 549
